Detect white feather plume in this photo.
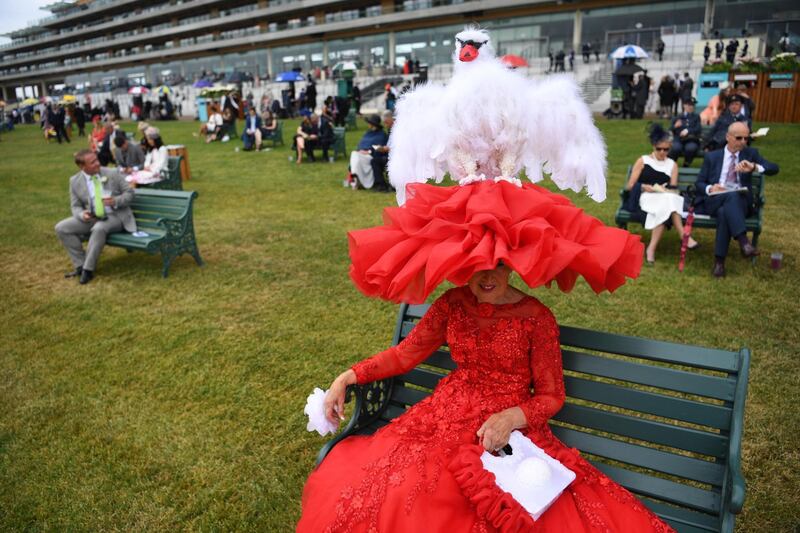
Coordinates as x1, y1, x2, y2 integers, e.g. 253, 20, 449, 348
387, 27, 607, 205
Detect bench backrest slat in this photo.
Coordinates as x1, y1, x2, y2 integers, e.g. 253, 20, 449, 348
593, 461, 721, 514
563, 350, 737, 401
552, 425, 725, 485
552, 403, 728, 457
563, 375, 732, 429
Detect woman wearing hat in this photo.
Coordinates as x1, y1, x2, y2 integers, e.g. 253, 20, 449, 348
299, 28, 671, 533
625, 123, 698, 265
126, 127, 167, 187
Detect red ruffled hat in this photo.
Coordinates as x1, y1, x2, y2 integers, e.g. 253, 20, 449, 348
349, 180, 643, 304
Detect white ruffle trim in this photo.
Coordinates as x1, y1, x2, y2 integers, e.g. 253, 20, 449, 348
304, 388, 340, 436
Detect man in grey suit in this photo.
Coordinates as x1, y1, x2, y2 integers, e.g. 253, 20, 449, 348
54, 149, 136, 284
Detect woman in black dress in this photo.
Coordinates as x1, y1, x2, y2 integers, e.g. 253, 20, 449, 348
625, 124, 698, 264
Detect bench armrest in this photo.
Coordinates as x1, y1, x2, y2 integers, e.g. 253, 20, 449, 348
314, 384, 366, 466
724, 347, 750, 515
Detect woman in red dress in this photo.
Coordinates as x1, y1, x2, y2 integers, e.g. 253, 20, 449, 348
297, 184, 671, 533
299, 28, 672, 532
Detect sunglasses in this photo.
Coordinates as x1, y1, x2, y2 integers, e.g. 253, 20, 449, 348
731, 136, 748, 141
654, 147, 670, 152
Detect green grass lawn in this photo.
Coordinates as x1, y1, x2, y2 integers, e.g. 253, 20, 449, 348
0, 118, 798, 532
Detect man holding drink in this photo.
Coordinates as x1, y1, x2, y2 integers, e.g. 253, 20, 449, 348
54, 150, 136, 284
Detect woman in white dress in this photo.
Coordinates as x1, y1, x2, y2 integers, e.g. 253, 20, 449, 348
625, 124, 698, 265
126, 127, 167, 187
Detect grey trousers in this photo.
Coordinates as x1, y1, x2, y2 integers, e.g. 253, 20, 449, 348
54, 215, 123, 271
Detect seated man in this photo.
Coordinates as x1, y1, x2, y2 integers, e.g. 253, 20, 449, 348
705, 94, 752, 152
241, 107, 262, 151
668, 97, 702, 167
695, 122, 779, 278
349, 114, 391, 191
54, 149, 136, 285
113, 134, 145, 172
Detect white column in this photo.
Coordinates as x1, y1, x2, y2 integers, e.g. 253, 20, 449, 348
322, 40, 330, 66
388, 31, 396, 68
267, 48, 274, 77
572, 9, 582, 53
703, 0, 715, 38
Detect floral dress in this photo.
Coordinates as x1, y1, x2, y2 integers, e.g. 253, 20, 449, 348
298, 286, 673, 533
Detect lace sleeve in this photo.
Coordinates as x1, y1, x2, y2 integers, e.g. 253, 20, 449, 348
351, 294, 450, 384
519, 309, 566, 429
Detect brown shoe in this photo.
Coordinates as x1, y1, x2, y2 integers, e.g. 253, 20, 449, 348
712, 262, 726, 278
740, 243, 760, 258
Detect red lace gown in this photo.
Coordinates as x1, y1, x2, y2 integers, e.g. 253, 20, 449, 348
298, 287, 674, 533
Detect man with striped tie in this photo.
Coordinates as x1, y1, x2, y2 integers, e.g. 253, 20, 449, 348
695, 122, 779, 278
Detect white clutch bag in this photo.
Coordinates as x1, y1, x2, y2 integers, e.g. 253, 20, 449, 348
480, 430, 576, 520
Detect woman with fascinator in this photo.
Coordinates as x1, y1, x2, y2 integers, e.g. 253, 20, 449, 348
624, 123, 698, 265
298, 27, 673, 533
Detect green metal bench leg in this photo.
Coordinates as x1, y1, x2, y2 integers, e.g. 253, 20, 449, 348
191, 248, 205, 267
161, 254, 175, 278
751, 229, 761, 265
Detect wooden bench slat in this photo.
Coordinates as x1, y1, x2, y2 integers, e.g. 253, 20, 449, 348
390, 384, 429, 406
423, 350, 457, 371
563, 350, 737, 401
396, 367, 446, 391
592, 461, 721, 514
560, 326, 740, 372
640, 497, 721, 532
551, 426, 726, 486
562, 375, 732, 429
553, 403, 728, 457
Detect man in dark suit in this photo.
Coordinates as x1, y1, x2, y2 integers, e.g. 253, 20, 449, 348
54, 149, 136, 284
695, 122, 779, 277
705, 94, 751, 152
668, 97, 702, 166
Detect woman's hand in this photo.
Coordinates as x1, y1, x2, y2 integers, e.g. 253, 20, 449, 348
477, 407, 527, 451
323, 369, 357, 425
642, 184, 655, 193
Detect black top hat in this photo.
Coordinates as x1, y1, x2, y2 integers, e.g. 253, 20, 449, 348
365, 114, 382, 127
682, 97, 697, 105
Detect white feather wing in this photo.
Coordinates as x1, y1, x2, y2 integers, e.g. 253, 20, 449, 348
388, 82, 448, 205
523, 76, 607, 202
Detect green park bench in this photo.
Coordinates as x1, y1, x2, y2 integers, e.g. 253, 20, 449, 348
139, 155, 183, 191
332, 126, 347, 160
106, 188, 204, 277
614, 166, 765, 250
318, 303, 750, 533
345, 108, 358, 130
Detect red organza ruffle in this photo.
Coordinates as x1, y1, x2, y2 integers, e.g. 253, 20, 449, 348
448, 443, 536, 533
348, 181, 644, 303
447, 438, 587, 533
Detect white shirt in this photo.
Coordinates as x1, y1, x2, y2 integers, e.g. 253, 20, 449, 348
144, 146, 168, 175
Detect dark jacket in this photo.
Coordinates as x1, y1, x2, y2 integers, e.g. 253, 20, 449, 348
706, 111, 752, 150
670, 111, 701, 141
695, 146, 779, 209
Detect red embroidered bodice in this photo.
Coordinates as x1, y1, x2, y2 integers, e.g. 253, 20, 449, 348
353, 286, 564, 434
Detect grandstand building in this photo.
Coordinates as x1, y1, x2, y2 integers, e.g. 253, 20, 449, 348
1, 0, 798, 100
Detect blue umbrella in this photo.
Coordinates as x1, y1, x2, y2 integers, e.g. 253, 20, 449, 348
275, 71, 305, 82
193, 79, 213, 88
